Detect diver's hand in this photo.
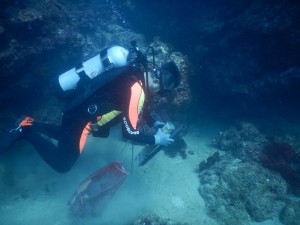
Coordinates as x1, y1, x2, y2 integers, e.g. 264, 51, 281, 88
154, 128, 174, 146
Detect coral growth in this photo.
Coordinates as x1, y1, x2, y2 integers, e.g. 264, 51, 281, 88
211, 122, 268, 161
261, 142, 300, 194
211, 121, 300, 195
149, 38, 191, 108
198, 155, 287, 225
280, 200, 300, 225
130, 213, 189, 225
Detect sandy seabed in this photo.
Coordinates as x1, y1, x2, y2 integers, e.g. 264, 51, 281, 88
0, 117, 285, 225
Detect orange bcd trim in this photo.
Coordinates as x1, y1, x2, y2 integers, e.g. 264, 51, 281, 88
79, 122, 92, 153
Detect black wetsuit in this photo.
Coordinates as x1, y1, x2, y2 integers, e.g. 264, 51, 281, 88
2, 66, 155, 173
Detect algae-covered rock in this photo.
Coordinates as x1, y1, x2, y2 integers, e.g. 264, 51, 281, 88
211, 122, 268, 162
130, 213, 189, 225
198, 155, 287, 225
280, 200, 300, 225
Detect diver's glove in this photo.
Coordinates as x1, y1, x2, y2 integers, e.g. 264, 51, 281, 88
153, 121, 166, 129
154, 128, 174, 146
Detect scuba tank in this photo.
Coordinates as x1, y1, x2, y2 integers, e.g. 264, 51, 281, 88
53, 46, 129, 98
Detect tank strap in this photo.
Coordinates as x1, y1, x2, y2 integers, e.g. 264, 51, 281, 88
74, 47, 114, 80
75, 64, 88, 79
100, 48, 114, 70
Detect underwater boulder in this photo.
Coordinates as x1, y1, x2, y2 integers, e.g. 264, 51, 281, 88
280, 200, 300, 225
198, 155, 287, 225
130, 213, 189, 225
211, 122, 268, 162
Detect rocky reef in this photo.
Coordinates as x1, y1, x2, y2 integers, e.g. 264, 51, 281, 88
211, 122, 268, 161
211, 122, 300, 194
198, 122, 300, 224
280, 200, 300, 225
128, 0, 300, 119
198, 154, 287, 225
129, 213, 189, 225
142, 38, 191, 124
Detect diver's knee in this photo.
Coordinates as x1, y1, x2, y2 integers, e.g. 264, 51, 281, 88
53, 158, 77, 173
54, 164, 72, 173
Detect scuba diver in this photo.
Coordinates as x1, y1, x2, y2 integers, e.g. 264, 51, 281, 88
0, 41, 181, 173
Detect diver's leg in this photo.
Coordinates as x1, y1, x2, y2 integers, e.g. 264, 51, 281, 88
0, 119, 61, 155
24, 110, 90, 173
23, 127, 81, 173
33, 122, 61, 140
24, 129, 65, 169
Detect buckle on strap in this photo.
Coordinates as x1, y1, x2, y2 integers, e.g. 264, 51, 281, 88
87, 104, 98, 114
100, 48, 114, 71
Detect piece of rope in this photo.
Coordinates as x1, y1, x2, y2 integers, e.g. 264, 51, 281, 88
119, 141, 135, 174
131, 143, 134, 174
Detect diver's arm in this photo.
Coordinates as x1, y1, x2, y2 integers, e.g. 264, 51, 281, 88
121, 81, 155, 144
121, 116, 155, 144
